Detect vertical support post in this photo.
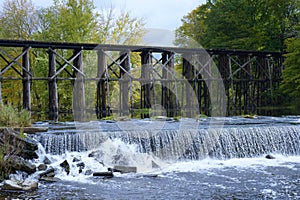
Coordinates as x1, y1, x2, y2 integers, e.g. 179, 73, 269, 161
22, 47, 31, 111
119, 51, 130, 117
0, 72, 2, 105
73, 49, 85, 121
140, 51, 152, 118
162, 52, 175, 117
228, 55, 236, 115
48, 48, 58, 121
182, 53, 194, 118
96, 49, 107, 118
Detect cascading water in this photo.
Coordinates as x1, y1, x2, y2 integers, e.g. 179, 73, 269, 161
37, 119, 300, 163
6, 117, 300, 199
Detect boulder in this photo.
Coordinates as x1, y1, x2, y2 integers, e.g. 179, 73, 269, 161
21, 179, 38, 191
6, 156, 36, 175
2, 179, 38, 191
60, 160, 70, 175
2, 180, 23, 191
72, 157, 81, 162
0, 128, 38, 160
39, 168, 55, 178
37, 164, 47, 171
43, 157, 51, 165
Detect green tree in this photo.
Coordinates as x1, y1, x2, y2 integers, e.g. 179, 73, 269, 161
176, 0, 300, 51
174, 4, 210, 48
0, 0, 38, 40
0, 0, 38, 107
35, 0, 98, 42
281, 24, 300, 110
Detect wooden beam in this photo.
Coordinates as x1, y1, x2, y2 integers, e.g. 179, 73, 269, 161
48, 48, 58, 121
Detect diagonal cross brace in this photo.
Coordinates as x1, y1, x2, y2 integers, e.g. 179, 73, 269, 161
49, 48, 85, 80
193, 54, 214, 80
228, 55, 255, 79
105, 51, 134, 79
0, 47, 32, 76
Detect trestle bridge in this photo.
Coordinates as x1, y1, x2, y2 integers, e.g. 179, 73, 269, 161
0, 39, 283, 121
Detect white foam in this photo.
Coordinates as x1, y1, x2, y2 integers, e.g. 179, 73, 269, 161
159, 155, 300, 174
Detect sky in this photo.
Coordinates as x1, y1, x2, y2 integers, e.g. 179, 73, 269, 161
0, 0, 206, 46
0, 0, 206, 31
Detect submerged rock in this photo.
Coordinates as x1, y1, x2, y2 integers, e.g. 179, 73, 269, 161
84, 169, 93, 176
151, 161, 160, 169
39, 176, 60, 182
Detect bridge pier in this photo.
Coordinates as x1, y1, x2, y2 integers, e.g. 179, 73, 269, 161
119, 51, 130, 117
96, 49, 108, 118
48, 48, 58, 121
182, 53, 195, 117
73, 49, 85, 121
140, 51, 152, 118
22, 47, 31, 111
161, 52, 175, 117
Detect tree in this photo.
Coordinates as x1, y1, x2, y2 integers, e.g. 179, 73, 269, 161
0, 0, 146, 118
97, 7, 145, 45
174, 4, 210, 48
35, 0, 98, 43
0, 0, 38, 107
0, 0, 38, 40
175, 0, 300, 51
280, 23, 300, 109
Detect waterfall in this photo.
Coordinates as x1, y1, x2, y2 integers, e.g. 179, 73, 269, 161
37, 125, 300, 161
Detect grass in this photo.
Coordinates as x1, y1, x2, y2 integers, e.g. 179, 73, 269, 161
0, 104, 31, 127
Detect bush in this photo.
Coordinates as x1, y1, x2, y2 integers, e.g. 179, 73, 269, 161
0, 104, 31, 127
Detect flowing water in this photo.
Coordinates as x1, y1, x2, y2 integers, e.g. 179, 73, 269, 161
1, 116, 300, 199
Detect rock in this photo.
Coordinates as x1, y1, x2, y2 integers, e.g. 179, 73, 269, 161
93, 171, 113, 177
43, 157, 51, 165
60, 160, 70, 175
76, 162, 85, 168
39, 168, 55, 178
151, 161, 160, 169
0, 128, 38, 160
37, 164, 47, 171
76, 162, 85, 173
2, 179, 38, 191
39, 176, 60, 182
6, 156, 36, 175
72, 157, 81, 162
266, 154, 275, 159
21, 179, 38, 191
111, 165, 137, 173
88, 150, 102, 158
84, 169, 93, 176
106, 120, 116, 123
2, 180, 23, 191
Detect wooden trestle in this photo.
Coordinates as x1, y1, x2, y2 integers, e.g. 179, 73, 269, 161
0, 39, 283, 121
